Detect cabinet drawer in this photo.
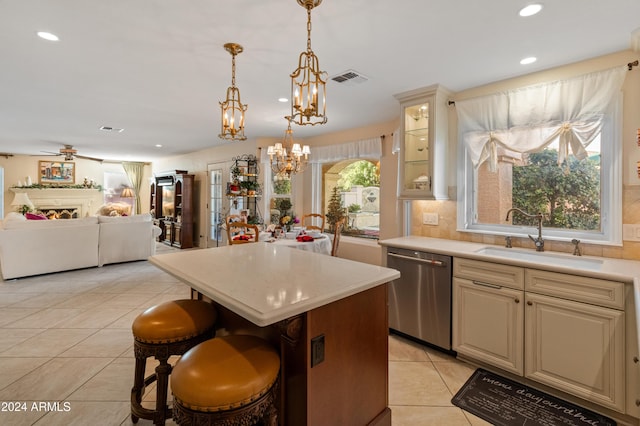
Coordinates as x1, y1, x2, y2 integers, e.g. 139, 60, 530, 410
454, 258, 524, 290
525, 269, 624, 310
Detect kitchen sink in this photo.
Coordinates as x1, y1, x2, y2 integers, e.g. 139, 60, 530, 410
474, 246, 604, 270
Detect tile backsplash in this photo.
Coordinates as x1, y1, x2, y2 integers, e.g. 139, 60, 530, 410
412, 185, 640, 261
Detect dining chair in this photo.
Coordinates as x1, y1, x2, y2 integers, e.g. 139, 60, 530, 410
227, 221, 260, 244
226, 214, 241, 225
331, 217, 346, 257
302, 213, 325, 231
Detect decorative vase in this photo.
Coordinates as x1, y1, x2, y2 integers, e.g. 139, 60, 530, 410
25, 176, 32, 186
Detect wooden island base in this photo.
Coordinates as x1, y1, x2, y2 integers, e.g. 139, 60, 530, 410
193, 283, 390, 426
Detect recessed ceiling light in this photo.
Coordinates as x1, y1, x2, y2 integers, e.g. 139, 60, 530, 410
278, 97, 288, 103
155, 144, 163, 148
520, 56, 537, 65
36, 31, 59, 41
519, 4, 543, 17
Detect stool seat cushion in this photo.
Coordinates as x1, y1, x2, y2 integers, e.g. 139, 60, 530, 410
171, 335, 280, 412
132, 300, 217, 344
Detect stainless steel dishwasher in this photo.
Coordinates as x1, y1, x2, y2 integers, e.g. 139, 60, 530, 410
387, 247, 453, 352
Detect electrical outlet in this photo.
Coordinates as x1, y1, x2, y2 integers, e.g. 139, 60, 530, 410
422, 212, 439, 225
623, 224, 640, 241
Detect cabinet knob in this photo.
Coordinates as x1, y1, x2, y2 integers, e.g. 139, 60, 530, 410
636, 399, 640, 407
514, 297, 520, 303
634, 356, 639, 363
527, 301, 533, 306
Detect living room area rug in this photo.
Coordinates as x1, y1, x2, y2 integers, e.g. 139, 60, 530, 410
452, 368, 616, 426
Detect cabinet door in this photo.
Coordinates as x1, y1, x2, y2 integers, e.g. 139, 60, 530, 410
163, 221, 173, 245
394, 84, 450, 200
453, 277, 524, 375
525, 292, 625, 412
174, 223, 182, 247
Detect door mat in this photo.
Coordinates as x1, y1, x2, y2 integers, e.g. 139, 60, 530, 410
452, 368, 616, 426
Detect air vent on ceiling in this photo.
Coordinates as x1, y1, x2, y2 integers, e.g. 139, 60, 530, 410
330, 69, 369, 85
100, 126, 124, 133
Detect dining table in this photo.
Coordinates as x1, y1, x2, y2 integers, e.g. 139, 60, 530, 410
149, 243, 400, 425
261, 232, 332, 255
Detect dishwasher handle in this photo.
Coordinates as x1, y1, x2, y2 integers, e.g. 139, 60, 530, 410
388, 252, 446, 267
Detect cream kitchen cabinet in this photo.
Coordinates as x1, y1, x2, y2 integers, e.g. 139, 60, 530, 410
452, 257, 627, 414
453, 277, 524, 375
453, 258, 524, 375
393, 84, 451, 200
524, 269, 625, 413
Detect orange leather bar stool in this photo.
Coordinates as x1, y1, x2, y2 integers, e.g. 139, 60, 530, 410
131, 299, 218, 425
171, 335, 280, 426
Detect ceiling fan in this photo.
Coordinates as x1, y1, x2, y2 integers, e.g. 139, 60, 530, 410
41, 144, 103, 163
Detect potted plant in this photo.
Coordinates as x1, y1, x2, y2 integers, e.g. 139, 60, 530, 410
240, 180, 260, 196
326, 186, 345, 232
228, 181, 241, 195
275, 198, 292, 217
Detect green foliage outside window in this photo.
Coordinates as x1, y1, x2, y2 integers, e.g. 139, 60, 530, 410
512, 149, 600, 230
338, 161, 379, 191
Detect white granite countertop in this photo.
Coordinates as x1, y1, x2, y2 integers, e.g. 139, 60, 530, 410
379, 236, 640, 360
379, 236, 640, 282
149, 243, 400, 326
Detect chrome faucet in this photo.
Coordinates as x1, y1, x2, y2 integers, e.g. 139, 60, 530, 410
571, 239, 582, 256
505, 208, 545, 252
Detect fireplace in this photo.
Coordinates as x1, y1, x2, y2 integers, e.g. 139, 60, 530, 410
36, 207, 80, 219
10, 188, 103, 218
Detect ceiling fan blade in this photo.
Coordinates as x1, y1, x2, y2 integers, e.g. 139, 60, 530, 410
32, 151, 63, 156
75, 154, 104, 163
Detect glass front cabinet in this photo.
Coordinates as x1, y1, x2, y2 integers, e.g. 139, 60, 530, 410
394, 84, 451, 200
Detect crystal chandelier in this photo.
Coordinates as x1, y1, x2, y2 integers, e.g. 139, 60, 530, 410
267, 117, 311, 177
219, 43, 247, 141
290, 0, 327, 126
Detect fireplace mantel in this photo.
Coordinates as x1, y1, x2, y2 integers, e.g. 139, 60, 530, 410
10, 187, 103, 217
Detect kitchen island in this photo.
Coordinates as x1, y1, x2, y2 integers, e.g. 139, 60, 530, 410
149, 243, 400, 426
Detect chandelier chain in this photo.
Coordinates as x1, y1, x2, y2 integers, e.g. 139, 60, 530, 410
231, 52, 236, 87
306, 7, 312, 52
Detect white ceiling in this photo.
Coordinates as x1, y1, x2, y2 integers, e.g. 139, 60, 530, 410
1, 0, 639, 162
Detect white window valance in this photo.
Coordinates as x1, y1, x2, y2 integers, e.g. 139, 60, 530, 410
307, 136, 382, 163
260, 136, 381, 164
456, 65, 627, 171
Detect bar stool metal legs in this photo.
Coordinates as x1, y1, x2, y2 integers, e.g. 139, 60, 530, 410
130, 299, 217, 426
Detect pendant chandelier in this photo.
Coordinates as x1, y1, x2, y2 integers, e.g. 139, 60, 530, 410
219, 43, 247, 141
267, 117, 311, 177
290, 0, 327, 126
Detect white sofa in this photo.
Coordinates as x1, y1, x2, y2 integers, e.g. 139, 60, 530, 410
0, 213, 161, 280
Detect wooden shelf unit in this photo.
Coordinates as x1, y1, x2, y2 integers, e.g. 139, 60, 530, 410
150, 170, 194, 249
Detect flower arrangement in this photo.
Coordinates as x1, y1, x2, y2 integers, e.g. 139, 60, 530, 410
280, 214, 299, 231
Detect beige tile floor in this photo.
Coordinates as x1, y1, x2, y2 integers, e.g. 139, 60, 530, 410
0, 247, 488, 426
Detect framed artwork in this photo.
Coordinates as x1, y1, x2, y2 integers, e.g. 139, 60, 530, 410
39, 161, 75, 184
